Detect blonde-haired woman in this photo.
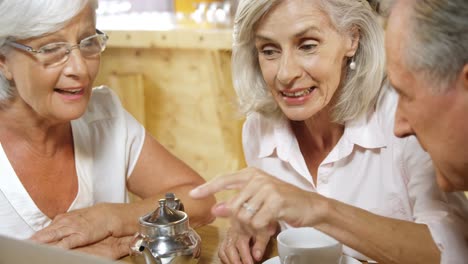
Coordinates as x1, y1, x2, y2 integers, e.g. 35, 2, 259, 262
190, 0, 468, 263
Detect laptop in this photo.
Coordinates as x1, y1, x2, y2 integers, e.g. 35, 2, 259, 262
0, 235, 123, 264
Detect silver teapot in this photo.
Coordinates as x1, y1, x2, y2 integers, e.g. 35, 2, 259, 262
130, 193, 201, 264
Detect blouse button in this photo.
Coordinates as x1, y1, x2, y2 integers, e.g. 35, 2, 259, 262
319, 176, 329, 184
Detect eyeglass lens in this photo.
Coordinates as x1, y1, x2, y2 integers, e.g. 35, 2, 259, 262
38, 34, 107, 66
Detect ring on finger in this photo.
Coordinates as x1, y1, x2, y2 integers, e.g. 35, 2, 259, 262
242, 202, 257, 215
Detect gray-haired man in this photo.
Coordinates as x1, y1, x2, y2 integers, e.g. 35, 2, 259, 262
386, 0, 468, 192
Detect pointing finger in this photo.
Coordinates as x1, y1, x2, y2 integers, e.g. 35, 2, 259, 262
189, 171, 251, 198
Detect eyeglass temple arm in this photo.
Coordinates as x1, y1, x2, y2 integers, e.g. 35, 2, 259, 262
6, 41, 36, 53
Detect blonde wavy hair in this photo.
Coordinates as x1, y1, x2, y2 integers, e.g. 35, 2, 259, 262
232, 0, 386, 123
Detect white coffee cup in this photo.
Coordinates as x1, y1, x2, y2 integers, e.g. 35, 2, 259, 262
277, 227, 342, 264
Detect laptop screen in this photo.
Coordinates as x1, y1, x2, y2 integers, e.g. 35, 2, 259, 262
0, 235, 121, 264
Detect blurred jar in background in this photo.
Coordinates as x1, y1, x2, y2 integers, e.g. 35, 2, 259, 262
174, 0, 213, 14
174, 0, 238, 28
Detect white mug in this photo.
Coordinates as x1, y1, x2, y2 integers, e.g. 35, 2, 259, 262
277, 227, 342, 264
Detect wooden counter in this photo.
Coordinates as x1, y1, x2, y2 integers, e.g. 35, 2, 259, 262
94, 26, 245, 182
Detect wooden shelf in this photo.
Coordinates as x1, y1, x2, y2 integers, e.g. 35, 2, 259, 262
98, 13, 233, 50
104, 28, 232, 50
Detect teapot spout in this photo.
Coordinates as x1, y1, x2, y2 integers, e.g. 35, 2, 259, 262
139, 245, 160, 264
130, 234, 161, 264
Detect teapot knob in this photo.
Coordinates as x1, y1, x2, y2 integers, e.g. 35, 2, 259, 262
165, 192, 184, 211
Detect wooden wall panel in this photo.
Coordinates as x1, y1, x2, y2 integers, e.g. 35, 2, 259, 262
94, 47, 245, 181
107, 72, 146, 126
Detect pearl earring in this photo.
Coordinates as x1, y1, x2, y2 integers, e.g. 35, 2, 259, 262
349, 58, 356, 70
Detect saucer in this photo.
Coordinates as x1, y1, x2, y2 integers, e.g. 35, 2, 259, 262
262, 255, 361, 264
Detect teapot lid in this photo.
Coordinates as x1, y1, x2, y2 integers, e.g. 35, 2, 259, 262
144, 199, 186, 225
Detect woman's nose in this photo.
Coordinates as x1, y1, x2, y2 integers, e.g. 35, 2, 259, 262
62, 49, 88, 78
277, 53, 302, 85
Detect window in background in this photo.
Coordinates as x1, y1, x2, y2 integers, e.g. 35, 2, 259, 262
97, 0, 238, 30
97, 0, 174, 16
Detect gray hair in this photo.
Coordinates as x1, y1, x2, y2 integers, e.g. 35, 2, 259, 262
405, 0, 468, 91
232, 0, 386, 123
0, 0, 98, 101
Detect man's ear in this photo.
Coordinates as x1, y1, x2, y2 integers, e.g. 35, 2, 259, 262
462, 64, 468, 91
0, 54, 13, 80
345, 26, 360, 57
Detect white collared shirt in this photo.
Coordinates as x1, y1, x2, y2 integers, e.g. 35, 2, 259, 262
242, 88, 468, 263
0, 87, 145, 239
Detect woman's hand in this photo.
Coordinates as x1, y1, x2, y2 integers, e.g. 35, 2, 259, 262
30, 203, 125, 250
219, 223, 276, 264
190, 167, 330, 234
75, 235, 134, 260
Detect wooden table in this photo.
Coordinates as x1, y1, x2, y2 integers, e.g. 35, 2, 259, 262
194, 221, 369, 264
120, 218, 277, 264
122, 218, 369, 264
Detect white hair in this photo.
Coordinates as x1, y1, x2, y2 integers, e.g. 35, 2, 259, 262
405, 0, 468, 91
232, 0, 385, 123
0, 0, 98, 101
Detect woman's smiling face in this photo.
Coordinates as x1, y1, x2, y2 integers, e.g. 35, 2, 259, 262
0, 4, 99, 124
255, 0, 358, 121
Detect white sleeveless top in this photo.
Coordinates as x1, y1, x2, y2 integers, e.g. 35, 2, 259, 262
0, 86, 145, 239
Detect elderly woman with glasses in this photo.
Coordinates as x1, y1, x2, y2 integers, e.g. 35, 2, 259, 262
190, 0, 468, 263
0, 0, 215, 259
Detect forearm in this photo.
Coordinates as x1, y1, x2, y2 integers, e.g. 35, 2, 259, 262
110, 185, 215, 237
315, 198, 440, 264
163, 184, 216, 227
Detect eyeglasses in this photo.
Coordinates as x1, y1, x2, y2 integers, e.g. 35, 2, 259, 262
6, 29, 109, 67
